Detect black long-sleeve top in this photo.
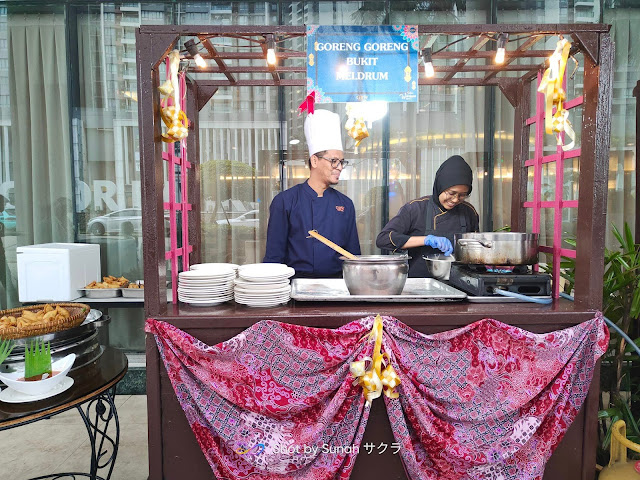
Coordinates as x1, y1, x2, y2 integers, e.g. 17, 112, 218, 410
376, 195, 479, 277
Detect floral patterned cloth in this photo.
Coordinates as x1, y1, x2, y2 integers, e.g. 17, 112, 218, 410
145, 314, 608, 480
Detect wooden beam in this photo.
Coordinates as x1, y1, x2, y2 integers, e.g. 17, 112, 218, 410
197, 79, 306, 87
572, 31, 600, 65
417, 24, 610, 35
198, 51, 306, 60
191, 66, 306, 74
442, 36, 489, 81
497, 78, 520, 108
434, 50, 554, 59
483, 35, 543, 82
197, 36, 235, 83
196, 85, 218, 111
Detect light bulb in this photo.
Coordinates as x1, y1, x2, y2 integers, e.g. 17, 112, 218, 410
266, 35, 277, 66
495, 33, 508, 64
194, 54, 207, 69
267, 48, 276, 65
425, 61, 435, 78
421, 47, 435, 78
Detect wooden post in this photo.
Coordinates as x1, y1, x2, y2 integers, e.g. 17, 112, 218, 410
136, 28, 178, 480
574, 33, 614, 309
511, 78, 532, 232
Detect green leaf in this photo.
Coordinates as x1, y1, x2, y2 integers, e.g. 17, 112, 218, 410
24, 339, 52, 379
618, 398, 640, 439
0, 339, 13, 365
599, 407, 622, 419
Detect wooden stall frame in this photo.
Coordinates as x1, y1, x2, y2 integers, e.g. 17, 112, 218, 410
136, 24, 614, 480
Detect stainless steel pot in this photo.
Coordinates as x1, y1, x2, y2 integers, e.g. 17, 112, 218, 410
342, 255, 409, 295
454, 232, 539, 265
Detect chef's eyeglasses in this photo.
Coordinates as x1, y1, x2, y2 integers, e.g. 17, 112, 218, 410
443, 190, 469, 200
316, 155, 349, 168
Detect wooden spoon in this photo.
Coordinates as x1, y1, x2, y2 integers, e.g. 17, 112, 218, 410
307, 230, 358, 260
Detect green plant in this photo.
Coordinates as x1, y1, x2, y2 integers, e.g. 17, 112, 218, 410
543, 223, 640, 463
0, 339, 13, 364
602, 224, 640, 405
24, 339, 52, 379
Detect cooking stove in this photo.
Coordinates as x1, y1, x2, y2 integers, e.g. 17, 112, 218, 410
448, 264, 551, 297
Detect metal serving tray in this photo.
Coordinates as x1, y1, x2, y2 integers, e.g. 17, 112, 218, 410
465, 295, 552, 303
121, 287, 145, 298
78, 288, 121, 298
291, 278, 467, 302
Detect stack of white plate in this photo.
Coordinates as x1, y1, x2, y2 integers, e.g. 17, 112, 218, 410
178, 265, 236, 307
190, 263, 239, 273
234, 263, 295, 307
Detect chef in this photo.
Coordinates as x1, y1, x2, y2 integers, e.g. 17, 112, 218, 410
376, 155, 479, 277
263, 109, 361, 277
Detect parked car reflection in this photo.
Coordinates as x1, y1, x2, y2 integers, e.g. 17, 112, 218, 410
88, 208, 170, 236
215, 210, 259, 228
0, 207, 16, 236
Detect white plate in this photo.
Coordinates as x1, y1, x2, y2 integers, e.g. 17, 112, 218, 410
234, 279, 290, 289
181, 299, 231, 307
190, 263, 239, 272
0, 376, 74, 403
239, 268, 296, 283
179, 270, 235, 279
238, 264, 295, 279
235, 299, 290, 307
178, 286, 234, 293
178, 293, 233, 300
234, 288, 291, 298
235, 295, 290, 302
236, 292, 289, 298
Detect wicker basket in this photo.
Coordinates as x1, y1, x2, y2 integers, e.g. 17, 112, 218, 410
0, 303, 91, 340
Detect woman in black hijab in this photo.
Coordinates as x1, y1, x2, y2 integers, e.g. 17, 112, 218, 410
376, 155, 479, 277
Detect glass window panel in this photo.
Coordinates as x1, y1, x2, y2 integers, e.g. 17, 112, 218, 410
562, 207, 578, 249
563, 157, 580, 201
539, 208, 555, 247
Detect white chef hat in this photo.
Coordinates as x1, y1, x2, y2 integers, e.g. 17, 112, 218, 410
304, 109, 343, 157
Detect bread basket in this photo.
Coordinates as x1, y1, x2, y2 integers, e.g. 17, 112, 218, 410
0, 303, 91, 340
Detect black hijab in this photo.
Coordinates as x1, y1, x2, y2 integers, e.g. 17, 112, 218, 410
432, 155, 473, 209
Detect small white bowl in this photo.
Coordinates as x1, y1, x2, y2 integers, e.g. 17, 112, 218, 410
0, 354, 75, 396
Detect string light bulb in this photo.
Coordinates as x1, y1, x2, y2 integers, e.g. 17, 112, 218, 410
421, 47, 434, 78
266, 35, 277, 66
495, 33, 508, 64
184, 39, 207, 68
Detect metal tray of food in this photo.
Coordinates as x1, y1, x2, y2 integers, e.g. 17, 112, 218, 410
291, 278, 467, 302
121, 287, 144, 298
78, 288, 122, 298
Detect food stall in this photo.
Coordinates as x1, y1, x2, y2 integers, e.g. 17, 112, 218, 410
136, 24, 613, 479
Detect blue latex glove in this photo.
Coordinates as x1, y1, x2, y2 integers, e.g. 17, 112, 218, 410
424, 235, 453, 256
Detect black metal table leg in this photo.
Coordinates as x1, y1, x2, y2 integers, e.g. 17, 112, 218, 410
28, 386, 120, 480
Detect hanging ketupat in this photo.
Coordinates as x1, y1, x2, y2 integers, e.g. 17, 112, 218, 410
537, 37, 576, 151
158, 49, 189, 143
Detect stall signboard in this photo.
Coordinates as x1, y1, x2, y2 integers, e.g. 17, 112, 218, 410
307, 25, 419, 103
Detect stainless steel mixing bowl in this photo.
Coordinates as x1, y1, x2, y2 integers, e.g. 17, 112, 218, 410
423, 254, 455, 280
341, 255, 409, 295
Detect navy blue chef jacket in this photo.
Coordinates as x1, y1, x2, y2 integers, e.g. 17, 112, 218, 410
263, 180, 361, 277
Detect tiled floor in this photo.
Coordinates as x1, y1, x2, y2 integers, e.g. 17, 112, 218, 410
0, 395, 149, 480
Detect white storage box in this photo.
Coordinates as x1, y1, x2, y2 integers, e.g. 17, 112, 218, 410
17, 243, 101, 302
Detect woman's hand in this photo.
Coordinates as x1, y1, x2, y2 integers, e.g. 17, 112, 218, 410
424, 235, 453, 256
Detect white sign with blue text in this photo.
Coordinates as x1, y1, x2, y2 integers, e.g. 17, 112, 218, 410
306, 25, 419, 103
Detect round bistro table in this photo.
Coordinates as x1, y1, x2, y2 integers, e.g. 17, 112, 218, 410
0, 346, 128, 480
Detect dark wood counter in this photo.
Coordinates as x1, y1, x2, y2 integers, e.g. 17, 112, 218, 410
146, 298, 601, 480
